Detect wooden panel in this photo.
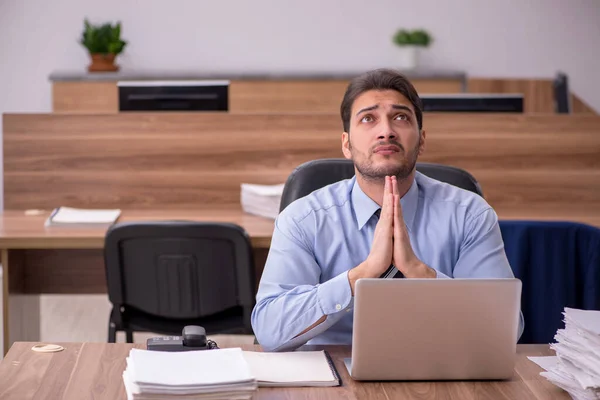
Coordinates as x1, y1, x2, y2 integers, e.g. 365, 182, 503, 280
3, 113, 342, 209
468, 78, 597, 115
229, 80, 350, 113
0, 343, 569, 400
6, 245, 268, 294
467, 78, 555, 113
12, 249, 105, 294
5, 250, 25, 293
52, 79, 462, 114
411, 79, 463, 94
4, 113, 600, 224
53, 82, 118, 113
52, 78, 594, 115
229, 79, 462, 113
572, 94, 597, 114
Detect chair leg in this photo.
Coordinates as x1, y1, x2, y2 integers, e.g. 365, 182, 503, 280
125, 330, 134, 343
108, 322, 116, 343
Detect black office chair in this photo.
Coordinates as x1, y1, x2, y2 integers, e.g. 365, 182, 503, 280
279, 159, 483, 212
104, 221, 256, 343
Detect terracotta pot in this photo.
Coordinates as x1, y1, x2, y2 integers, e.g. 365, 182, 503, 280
88, 53, 119, 72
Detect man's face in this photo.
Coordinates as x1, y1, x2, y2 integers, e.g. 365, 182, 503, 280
342, 89, 425, 181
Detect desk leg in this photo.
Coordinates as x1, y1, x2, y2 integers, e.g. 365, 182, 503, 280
2, 249, 9, 356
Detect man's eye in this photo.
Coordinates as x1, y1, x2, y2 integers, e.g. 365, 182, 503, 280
395, 114, 408, 121
360, 115, 373, 123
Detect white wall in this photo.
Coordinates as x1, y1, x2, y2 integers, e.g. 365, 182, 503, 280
0, 0, 599, 208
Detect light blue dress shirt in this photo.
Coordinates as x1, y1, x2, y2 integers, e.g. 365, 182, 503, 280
252, 172, 524, 351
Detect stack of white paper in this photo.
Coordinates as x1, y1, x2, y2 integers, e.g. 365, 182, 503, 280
528, 308, 600, 400
240, 183, 285, 219
122, 348, 257, 400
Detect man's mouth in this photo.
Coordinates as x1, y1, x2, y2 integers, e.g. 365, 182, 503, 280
373, 145, 401, 155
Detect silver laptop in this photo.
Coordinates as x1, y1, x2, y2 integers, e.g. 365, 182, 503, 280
345, 278, 522, 381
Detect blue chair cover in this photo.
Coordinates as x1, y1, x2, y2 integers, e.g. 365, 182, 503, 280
499, 221, 600, 344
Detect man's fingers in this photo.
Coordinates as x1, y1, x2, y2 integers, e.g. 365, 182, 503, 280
384, 175, 390, 195
386, 193, 394, 220
393, 194, 401, 225
382, 176, 391, 216
392, 176, 398, 196
395, 192, 404, 221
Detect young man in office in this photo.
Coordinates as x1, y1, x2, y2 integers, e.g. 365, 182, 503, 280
251, 68, 523, 352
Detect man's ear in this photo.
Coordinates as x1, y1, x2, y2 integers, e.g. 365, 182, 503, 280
342, 132, 352, 159
418, 129, 426, 156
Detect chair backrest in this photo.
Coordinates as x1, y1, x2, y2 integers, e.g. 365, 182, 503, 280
279, 158, 483, 212
104, 221, 255, 322
500, 220, 600, 344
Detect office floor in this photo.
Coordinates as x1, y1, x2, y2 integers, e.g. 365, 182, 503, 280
0, 293, 255, 358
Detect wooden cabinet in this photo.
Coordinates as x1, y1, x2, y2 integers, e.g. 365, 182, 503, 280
50, 72, 596, 114
50, 72, 466, 114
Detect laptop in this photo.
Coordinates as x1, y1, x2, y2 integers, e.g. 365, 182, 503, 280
344, 278, 522, 381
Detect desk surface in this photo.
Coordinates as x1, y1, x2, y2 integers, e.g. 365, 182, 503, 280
0, 209, 275, 249
1, 208, 599, 251
0, 342, 567, 400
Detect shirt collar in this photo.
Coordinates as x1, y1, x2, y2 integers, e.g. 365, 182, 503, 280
351, 174, 419, 232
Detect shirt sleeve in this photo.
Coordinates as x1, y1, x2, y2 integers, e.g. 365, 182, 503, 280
454, 208, 525, 340
251, 210, 354, 352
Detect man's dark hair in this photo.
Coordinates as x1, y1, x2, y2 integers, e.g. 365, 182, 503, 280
340, 68, 423, 133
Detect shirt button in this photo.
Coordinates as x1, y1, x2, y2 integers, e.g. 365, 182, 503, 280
335, 304, 342, 311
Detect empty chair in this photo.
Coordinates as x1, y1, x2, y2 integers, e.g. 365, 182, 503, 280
279, 158, 483, 212
104, 221, 256, 343
500, 221, 600, 343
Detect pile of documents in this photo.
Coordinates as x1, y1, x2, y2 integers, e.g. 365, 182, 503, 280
123, 348, 257, 400
240, 183, 285, 219
529, 307, 600, 400
123, 347, 340, 399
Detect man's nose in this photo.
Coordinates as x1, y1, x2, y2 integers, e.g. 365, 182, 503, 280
377, 120, 397, 140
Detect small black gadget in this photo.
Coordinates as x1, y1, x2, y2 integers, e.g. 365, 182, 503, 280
146, 326, 219, 352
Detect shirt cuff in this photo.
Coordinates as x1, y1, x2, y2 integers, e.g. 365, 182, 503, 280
316, 270, 353, 315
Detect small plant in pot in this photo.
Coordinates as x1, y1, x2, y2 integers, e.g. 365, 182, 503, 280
392, 29, 432, 70
80, 19, 127, 72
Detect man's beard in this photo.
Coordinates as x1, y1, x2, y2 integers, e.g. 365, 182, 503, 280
351, 140, 420, 183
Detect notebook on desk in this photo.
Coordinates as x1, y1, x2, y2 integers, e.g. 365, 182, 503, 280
44, 207, 121, 227
243, 349, 340, 387
123, 347, 340, 396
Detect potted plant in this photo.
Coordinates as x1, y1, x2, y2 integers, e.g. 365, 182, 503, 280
392, 29, 432, 70
80, 19, 127, 72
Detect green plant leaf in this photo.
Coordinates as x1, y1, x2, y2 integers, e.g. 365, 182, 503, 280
392, 28, 432, 47
79, 19, 127, 55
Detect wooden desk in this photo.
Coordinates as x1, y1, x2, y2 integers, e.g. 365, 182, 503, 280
0, 342, 568, 399
0, 209, 274, 355
3, 205, 600, 355
0, 209, 274, 249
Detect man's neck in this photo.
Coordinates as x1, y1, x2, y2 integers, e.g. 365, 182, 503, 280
356, 170, 415, 206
